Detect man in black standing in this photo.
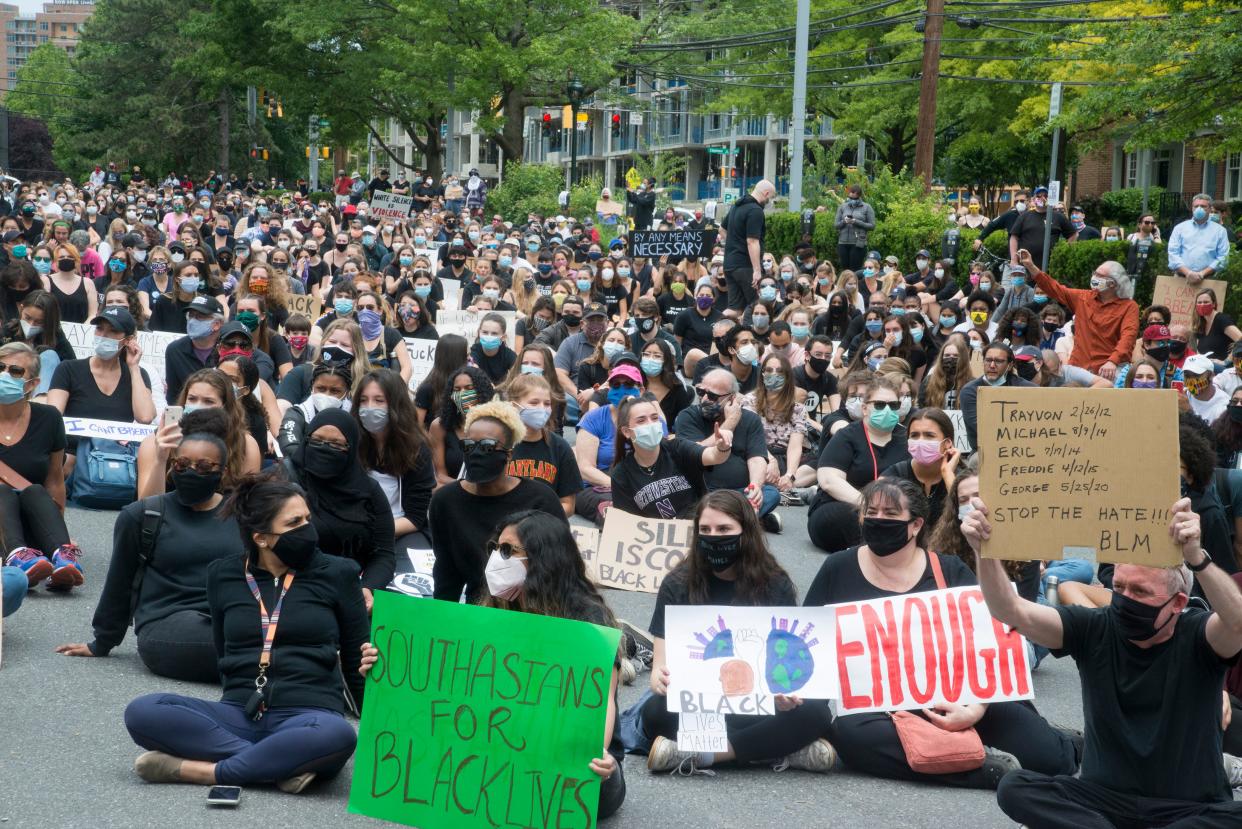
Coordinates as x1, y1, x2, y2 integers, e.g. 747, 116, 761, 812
625, 178, 658, 231
1009, 185, 1077, 268
722, 179, 776, 312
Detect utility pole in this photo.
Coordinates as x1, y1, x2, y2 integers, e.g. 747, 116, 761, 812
913, 0, 944, 189
787, 0, 810, 211
1041, 82, 1063, 272
246, 86, 257, 174
308, 114, 321, 192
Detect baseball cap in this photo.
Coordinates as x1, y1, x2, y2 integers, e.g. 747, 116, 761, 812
363, 225, 378, 234
612, 350, 640, 369
884, 254, 900, 266
1142, 323, 1171, 342
183, 295, 224, 317
1013, 345, 1042, 362
122, 232, 149, 250
583, 302, 609, 319
90, 307, 136, 336
607, 364, 643, 386
1183, 354, 1214, 375
1, 230, 21, 244
1033, 185, 1049, 196
217, 321, 253, 343
916, 249, 931, 259
608, 238, 625, 250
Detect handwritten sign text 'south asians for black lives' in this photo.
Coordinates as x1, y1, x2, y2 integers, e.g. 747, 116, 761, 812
977, 387, 1181, 566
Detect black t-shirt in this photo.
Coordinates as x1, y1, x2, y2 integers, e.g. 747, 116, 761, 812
469, 342, 516, 384
673, 306, 722, 356
658, 292, 694, 325
1197, 312, 1238, 361
366, 327, 406, 372
803, 546, 976, 605
882, 460, 947, 523
0, 402, 66, 484
649, 568, 797, 638
723, 196, 765, 271
793, 364, 839, 418
596, 283, 628, 319
816, 420, 908, 490
1011, 209, 1076, 268
610, 437, 707, 519
276, 362, 313, 404
674, 406, 768, 491
507, 433, 581, 499
813, 307, 856, 341
50, 358, 153, 423
1053, 604, 1238, 802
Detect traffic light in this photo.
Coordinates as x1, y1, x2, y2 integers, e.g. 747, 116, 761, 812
541, 112, 554, 138
611, 113, 622, 137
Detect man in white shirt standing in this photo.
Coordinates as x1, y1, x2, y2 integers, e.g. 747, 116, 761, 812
1168, 193, 1230, 284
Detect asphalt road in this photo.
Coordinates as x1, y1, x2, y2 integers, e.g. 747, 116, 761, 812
0, 502, 1085, 829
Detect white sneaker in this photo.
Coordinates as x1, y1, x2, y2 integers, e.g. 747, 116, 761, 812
1224, 753, 1242, 787
774, 738, 837, 773
646, 736, 715, 776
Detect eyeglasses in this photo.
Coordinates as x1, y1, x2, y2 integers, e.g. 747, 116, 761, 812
0, 360, 28, 378
32, 256, 51, 263
983, 357, 1009, 365
307, 438, 347, 452
462, 438, 506, 454
487, 541, 527, 560
869, 400, 901, 411
171, 457, 221, 474
696, 388, 729, 402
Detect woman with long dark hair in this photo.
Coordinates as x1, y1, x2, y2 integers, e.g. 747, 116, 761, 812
640, 490, 835, 774
1213, 387, 1242, 468
121, 474, 366, 793
805, 478, 1078, 789
353, 368, 435, 550
413, 332, 468, 427
428, 364, 495, 486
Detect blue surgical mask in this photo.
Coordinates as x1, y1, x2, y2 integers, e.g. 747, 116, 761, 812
334, 299, 355, 315
603, 342, 625, 361
528, 242, 540, 252
414, 235, 427, 246
519, 406, 551, 430
607, 386, 640, 405
362, 234, 376, 247
869, 407, 900, 431
108, 258, 126, 272
862, 268, 875, 278
576, 278, 592, 292
1033, 295, 1049, 305
399, 256, 414, 266
759, 286, 777, 302
911, 327, 924, 343
752, 315, 769, 329
186, 317, 215, 340
179, 276, 201, 294
414, 285, 431, 299
791, 324, 809, 339
1194, 206, 1208, 222
93, 335, 121, 359
499, 255, 512, 268
618, 267, 631, 277
985, 374, 1008, 387
865, 320, 883, 335
468, 231, 480, 242
520, 363, 543, 375
867, 357, 883, 370
1011, 275, 1026, 289
939, 315, 956, 328
33, 259, 51, 274
640, 357, 663, 376
0, 373, 27, 404
891, 307, 906, 316
478, 334, 502, 351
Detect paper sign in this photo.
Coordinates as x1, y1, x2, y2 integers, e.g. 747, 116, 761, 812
677, 713, 727, 752
62, 417, 157, 441
629, 230, 716, 260
284, 292, 323, 324
591, 509, 692, 594
370, 191, 414, 220
572, 525, 601, 578
945, 408, 972, 454
63, 322, 176, 410
404, 337, 437, 393
666, 606, 837, 715
977, 387, 1181, 565
1151, 275, 1229, 340
348, 592, 620, 829
415, 246, 441, 273
435, 309, 517, 350
440, 276, 461, 310
389, 546, 436, 598
831, 586, 1033, 715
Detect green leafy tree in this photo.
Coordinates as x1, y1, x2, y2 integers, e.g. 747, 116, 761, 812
5, 44, 78, 129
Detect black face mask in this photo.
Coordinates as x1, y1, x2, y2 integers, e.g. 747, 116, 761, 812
1230, 405, 1242, 424
171, 468, 222, 506
861, 517, 913, 556
563, 315, 582, 328
699, 401, 724, 423
830, 305, 846, 318
1041, 320, 1059, 333
1169, 341, 1188, 358
303, 442, 349, 479
637, 317, 656, 334
463, 447, 509, 484
334, 242, 347, 252
808, 356, 830, 374
1110, 590, 1176, 642
1146, 345, 1170, 363
941, 357, 958, 373
272, 522, 318, 570
698, 533, 742, 572
319, 346, 351, 365
1015, 361, 1039, 381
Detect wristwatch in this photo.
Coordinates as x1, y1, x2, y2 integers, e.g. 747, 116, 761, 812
1187, 549, 1212, 572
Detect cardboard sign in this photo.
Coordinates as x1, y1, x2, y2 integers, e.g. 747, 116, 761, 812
572, 525, 601, 576
404, 337, 437, 393
977, 387, 1181, 565
284, 292, 323, 324
435, 309, 517, 350
831, 586, 1033, 715
629, 230, 716, 260
665, 606, 838, 715
349, 592, 620, 829
1152, 275, 1229, 346
591, 509, 692, 593
370, 191, 414, 220
63, 322, 177, 410
62, 417, 157, 441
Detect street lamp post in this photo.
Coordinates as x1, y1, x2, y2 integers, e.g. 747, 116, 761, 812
567, 76, 586, 187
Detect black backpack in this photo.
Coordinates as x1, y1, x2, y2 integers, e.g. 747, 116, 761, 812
128, 495, 165, 625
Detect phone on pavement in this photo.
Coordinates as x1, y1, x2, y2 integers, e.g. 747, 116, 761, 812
164, 406, 183, 426
206, 786, 242, 807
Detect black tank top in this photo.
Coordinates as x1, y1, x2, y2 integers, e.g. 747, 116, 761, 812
50, 276, 91, 324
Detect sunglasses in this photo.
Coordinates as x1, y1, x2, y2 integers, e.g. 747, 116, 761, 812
869, 400, 901, 411
609, 380, 638, 390
696, 388, 728, 402
487, 541, 527, 560
307, 438, 347, 452
32, 256, 51, 263
0, 360, 28, 378
171, 458, 221, 474
462, 438, 506, 454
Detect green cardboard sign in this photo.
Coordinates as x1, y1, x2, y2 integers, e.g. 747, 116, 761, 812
348, 591, 622, 829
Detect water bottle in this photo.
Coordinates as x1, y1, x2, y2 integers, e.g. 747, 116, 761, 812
1045, 574, 1060, 607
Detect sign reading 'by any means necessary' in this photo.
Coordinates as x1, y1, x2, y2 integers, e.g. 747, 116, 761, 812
628, 230, 716, 260
977, 387, 1181, 566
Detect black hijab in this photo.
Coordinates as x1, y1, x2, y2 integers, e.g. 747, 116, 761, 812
294, 407, 374, 557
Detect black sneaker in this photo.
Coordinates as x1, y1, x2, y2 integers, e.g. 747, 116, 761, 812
619, 619, 654, 670
977, 747, 1022, 789
761, 511, 783, 534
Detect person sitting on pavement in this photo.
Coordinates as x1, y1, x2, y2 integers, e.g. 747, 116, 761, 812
1184, 353, 1230, 425
641, 489, 836, 775
502, 373, 581, 517
960, 342, 1037, 449
56, 416, 243, 682
962, 495, 1242, 826
806, 478, 1081, 790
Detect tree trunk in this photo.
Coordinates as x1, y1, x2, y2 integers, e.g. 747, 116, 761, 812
495, 89, 525, 165
218, 88, 231, 178
421, 118, 443, 179
885, 125, 907, 172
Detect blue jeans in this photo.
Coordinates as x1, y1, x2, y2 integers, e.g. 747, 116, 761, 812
1037, 559, 1095, 605
2, 566, 25, 617
124, 693, 357, 785
734, 484, 780, 518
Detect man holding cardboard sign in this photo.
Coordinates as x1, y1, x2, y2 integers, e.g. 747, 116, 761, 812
963, 497, 1242, 827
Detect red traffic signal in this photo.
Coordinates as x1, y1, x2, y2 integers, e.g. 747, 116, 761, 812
611, 113, 622, 137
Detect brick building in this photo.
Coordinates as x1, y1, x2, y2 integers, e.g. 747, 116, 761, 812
1073, 140, 1241, 206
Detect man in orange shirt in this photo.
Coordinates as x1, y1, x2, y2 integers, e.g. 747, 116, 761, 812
1017, 248, 1139, 381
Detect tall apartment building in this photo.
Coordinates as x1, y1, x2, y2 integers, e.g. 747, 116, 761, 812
0, 0, 93, 83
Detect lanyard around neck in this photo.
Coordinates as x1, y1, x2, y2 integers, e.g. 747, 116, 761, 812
244, 567, 294, 676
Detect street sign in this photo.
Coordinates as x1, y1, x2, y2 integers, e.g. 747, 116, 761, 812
722, 188, 741, 204
1048, 82, 1063, 121
630, 112, 643, 126
1048, 180, 1061, 208
707, 146, 733, 155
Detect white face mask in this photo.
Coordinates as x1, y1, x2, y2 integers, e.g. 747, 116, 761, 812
310, 392, 346, 412
845, 395, 864, 420
484, 548, 527, 599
